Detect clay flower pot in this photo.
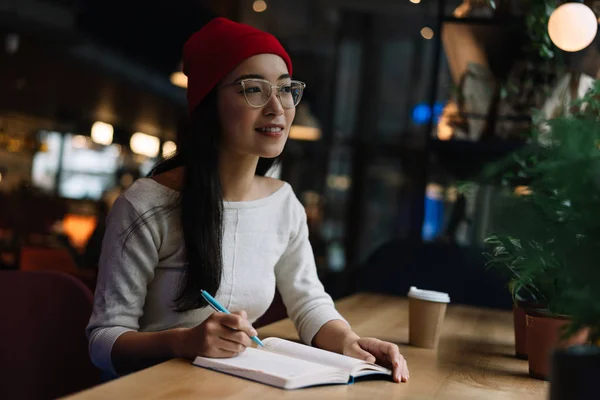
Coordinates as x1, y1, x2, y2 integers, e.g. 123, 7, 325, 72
526, 310, 590, 380
513, 300, 545, 359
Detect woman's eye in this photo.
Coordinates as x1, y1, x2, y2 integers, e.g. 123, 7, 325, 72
245, 86, 263, 93
281, 85, 292, 93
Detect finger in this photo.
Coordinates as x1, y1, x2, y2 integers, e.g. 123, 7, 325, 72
220, 312, 258, 337
217, 336, 247, 354
382, 343, 405, 383
368, 341, 403, 382
219, 328, 254, 348
402, 358, 410, 382
348, 342, 376, 363
357, 337, 382, 356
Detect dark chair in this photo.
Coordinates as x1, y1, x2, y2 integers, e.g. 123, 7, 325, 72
19, 246, 97, 292
0, 270, 101, 399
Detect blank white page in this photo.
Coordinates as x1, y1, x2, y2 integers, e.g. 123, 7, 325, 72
262, 337, 366, 371
194, 347, 340, 381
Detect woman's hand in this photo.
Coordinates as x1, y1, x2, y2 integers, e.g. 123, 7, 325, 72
342, 337, 409, 383
174, 310, 257, 359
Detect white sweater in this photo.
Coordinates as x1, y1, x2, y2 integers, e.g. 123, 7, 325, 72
86, 178, 347, 377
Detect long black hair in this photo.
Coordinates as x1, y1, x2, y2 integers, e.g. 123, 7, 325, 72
140, 88, 278, 312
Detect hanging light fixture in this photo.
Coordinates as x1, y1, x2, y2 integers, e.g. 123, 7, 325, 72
253, 0, 268, 13
289, 103, 321, 141
548, 1, 598, 52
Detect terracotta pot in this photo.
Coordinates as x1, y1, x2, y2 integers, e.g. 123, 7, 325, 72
513, 301, 544, 360
513, 305, 528, 359
526, 311, 590, 380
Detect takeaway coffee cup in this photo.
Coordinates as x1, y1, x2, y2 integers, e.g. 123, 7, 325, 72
408, 286, 451, 349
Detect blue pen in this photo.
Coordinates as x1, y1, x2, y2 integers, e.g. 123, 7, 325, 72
200, 289, 264, 347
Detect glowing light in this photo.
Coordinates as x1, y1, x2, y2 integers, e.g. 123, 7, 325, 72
548, 3, 598, 52
327, 175, 351, 191
253, 0, 267, 13
412, 104, 432, 125
130, 132, 160, 158
170, 71, 187, 88
421, 27, 434, 40
162, 140, 177, 158
289, 126, 321, 141
514, 186, 532, 196
91, 121, 113, 145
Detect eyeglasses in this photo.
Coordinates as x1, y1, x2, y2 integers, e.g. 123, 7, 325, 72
224, 78, 306, 109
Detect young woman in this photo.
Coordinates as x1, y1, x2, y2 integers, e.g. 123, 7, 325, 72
87, 17, 409, 383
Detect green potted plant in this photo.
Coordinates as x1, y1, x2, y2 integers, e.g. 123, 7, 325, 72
482, 80, 600, 379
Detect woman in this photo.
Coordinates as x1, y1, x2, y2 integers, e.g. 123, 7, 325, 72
86, 17, 409, 383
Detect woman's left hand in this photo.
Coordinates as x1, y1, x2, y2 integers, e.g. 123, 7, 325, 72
342, 337, 409, 383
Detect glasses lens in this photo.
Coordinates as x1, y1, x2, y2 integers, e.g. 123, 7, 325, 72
279, 82, 304, 108
243, 80, 271, 107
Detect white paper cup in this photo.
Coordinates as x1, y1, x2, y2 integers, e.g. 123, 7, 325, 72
408, 286, 450, 349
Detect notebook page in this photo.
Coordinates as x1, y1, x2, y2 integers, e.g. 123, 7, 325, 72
194, 347, 341, 382
263, 337, 367, 371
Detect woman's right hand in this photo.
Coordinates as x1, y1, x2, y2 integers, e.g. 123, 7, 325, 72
174, 310, 257, 359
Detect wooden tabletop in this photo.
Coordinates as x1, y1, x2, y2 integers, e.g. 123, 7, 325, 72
65, 293, 548, 400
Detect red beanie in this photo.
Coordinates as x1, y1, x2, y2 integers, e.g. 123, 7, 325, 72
183, 17, 293, 114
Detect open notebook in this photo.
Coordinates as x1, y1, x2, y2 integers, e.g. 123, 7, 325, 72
192, 337, 392, 389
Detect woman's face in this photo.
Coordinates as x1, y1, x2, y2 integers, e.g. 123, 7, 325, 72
217, 54, 296, 159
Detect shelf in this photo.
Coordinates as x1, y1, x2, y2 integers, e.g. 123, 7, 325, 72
430, 139, 525, 179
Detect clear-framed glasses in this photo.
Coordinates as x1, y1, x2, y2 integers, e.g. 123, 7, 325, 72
226, 78, 306, 109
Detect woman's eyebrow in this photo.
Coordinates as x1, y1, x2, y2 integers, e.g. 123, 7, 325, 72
233, 74, 264, 83
233, 73, 291, 83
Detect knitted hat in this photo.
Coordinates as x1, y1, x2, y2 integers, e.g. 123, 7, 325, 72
183, 17, 293, 114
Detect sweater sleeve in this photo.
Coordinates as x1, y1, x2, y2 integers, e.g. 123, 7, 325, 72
86, 195, 160, 377
274, 196, 349, 346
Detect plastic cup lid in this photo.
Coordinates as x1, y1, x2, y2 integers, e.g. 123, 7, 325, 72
407, 286, 450, 303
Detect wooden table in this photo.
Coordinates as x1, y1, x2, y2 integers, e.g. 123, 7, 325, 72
65, 293, 548, 400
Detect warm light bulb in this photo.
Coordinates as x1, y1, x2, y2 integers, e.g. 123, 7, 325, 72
170, 71, 187, 88
130, 132, 160, 158
253, 0, 267, 13
548, 3, 598, 52
91, 121, 114, 145
162, 140, 177, 158
289, 126, 321, 141
410, 0, 421, 3
421, 27, 434, 40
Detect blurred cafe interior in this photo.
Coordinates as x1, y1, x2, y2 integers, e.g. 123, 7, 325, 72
1, 0, 599, 399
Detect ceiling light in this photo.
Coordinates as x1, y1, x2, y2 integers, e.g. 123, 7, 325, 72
91, 121, 113, 145
253, 0, 267, 13
548, 2, 598, 52
421, 27, 434, 40
130, 132, 160, 158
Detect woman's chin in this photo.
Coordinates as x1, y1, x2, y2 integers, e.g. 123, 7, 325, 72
258, 145, 285, 159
